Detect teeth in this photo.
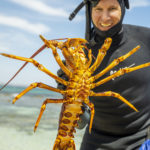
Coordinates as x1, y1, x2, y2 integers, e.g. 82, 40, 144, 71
101, 23, 111, 27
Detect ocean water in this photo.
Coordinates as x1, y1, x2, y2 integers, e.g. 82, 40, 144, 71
0, 85, 85, 150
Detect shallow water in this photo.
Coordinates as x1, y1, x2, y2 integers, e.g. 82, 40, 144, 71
0, 85, 85, 150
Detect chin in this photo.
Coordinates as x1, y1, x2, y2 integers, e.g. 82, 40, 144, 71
98, 27, 111, 31
97, 24, 114, 31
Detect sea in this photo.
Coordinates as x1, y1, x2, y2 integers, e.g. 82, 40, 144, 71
0, 85, 85, 150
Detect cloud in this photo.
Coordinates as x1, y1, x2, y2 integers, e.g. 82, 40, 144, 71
0, 31, 38, 53
130, 0, 150, 9
0, 14, 50, 34
10, 0, 69, 18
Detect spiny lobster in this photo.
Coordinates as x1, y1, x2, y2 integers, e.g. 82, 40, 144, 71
1, 36, 150, 150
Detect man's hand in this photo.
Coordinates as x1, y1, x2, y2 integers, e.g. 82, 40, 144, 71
77, 103, 91, 129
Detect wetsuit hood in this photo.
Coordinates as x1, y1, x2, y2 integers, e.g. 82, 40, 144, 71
68, 0, 129, 41
91, 0, 126, 39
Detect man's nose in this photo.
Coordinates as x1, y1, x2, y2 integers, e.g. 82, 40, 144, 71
101, 11, 111, 22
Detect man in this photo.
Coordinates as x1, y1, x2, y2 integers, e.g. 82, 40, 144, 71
58, 0, 150, 149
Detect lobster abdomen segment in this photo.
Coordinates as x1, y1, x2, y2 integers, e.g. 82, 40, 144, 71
53, 138, 75, 150
53, 103, 83, 150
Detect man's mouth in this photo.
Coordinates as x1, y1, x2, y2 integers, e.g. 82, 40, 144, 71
101, 23, 112, 27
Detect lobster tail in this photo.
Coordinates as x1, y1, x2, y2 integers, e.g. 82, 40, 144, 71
52, 103, 83, 150
53, 138, 76, 150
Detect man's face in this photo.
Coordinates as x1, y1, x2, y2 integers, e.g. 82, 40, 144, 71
92, 0, 121, 31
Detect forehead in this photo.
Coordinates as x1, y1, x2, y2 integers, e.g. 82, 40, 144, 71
95, 0, 120, 7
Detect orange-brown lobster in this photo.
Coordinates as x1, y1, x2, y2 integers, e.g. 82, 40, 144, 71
1, 36, 150, 150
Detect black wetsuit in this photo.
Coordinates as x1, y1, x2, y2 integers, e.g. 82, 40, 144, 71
80, 24, 150, 150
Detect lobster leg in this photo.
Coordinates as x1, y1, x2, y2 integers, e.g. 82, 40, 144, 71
61, 47, 76, 70
87, 49, 92, 68
12, 82, 65, 104
90, 91, 138, 112
50, 47, 72, 77
34, 98, 68, 132
91, 62, 150, 89
84, 101, 95, 134
89, 38, 112, 72
92, 45, 140, 81
40, 35, 72, 77
0, 44, 47, 91
0, 53, 68, 86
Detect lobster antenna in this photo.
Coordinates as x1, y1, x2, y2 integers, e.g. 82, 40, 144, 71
0, 44, 46, 91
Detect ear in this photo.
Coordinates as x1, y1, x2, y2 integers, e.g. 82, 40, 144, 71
124, 0, 129, 9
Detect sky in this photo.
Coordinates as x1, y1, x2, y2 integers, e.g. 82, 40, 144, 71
0, 0, 150, 88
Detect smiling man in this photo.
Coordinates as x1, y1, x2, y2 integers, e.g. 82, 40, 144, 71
57, 0, 150, 149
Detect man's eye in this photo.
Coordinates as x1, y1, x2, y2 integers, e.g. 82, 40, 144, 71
109, 7, 117, 11
95, 8, 103, 11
